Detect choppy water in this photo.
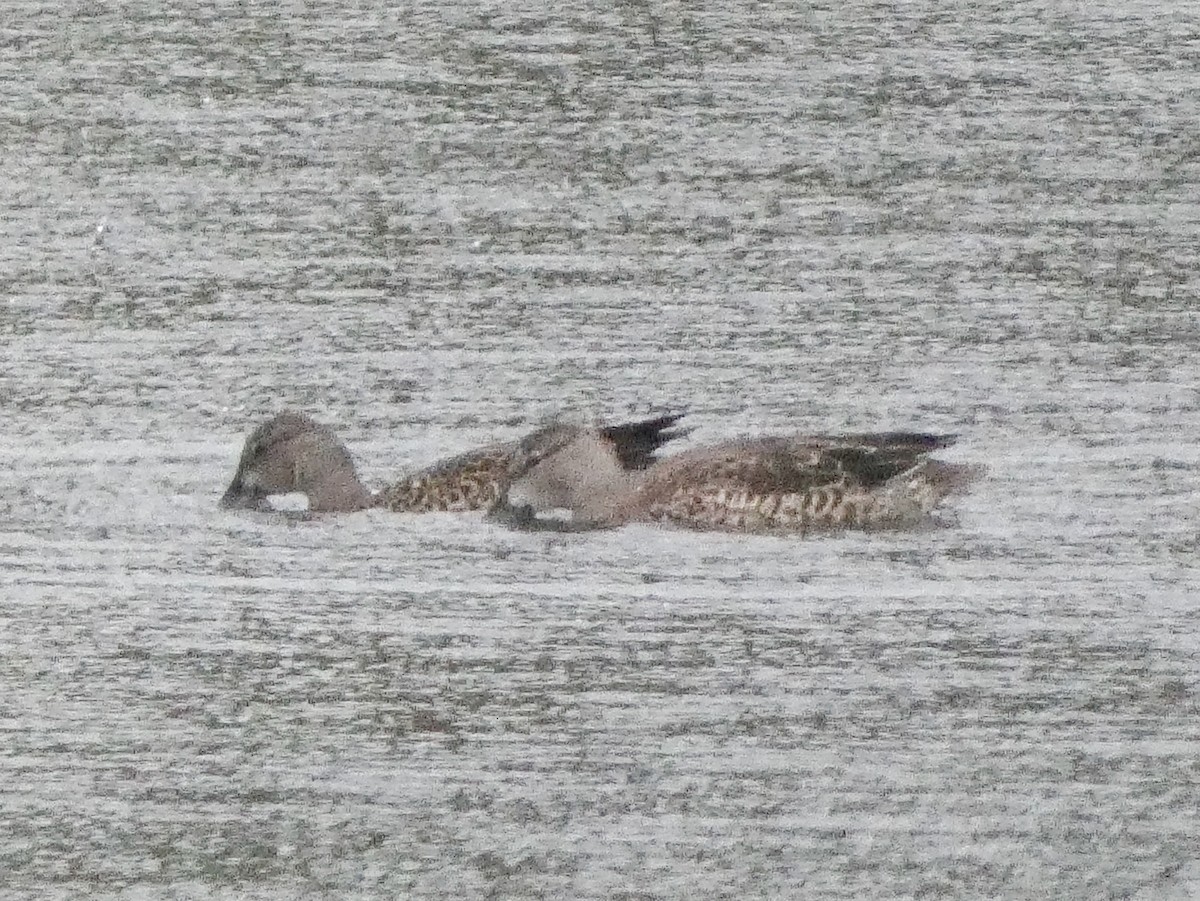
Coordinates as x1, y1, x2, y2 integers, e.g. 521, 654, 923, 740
3, 0, 1200, 897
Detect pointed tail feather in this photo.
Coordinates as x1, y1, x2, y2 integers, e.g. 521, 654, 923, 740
600, 413, 688, 471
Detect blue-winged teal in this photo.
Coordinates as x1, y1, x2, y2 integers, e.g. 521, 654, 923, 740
219, 411, 685, 514
492, 431, 980, 533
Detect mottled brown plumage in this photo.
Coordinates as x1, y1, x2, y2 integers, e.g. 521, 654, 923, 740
635, 434, 968, 531
495, 431, 978, 534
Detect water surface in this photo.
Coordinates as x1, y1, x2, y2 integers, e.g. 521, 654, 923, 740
2, 0, 1200, 897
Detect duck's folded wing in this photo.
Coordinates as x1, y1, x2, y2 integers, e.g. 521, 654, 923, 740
791, 433, 957, 488
651, 434, 949, 496
818, 432, 956, 454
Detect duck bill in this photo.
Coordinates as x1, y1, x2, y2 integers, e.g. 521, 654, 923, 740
219, 474, 267, 510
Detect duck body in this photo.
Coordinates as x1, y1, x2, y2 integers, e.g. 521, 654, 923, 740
496, 431, 978, 534
372, 444, 518, 512
630, 433, 973, 533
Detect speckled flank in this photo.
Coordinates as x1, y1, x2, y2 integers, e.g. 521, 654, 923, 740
374, 456, 507, 512
650, 482, 887, 532
629, 436, 969, 534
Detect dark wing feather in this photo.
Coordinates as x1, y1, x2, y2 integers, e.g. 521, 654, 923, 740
653, 433, 951, 497
830, 432, 957, 452
503, 413, 687, 477
814, 446, 919, 488
815, 433, 956, 487
599, 413, 688, 471
735, 441, 861, 494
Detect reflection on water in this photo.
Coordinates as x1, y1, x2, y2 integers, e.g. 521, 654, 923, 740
2, 0, 1200, 897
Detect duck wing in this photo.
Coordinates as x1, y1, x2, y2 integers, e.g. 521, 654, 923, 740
599, 413, 689, 471
651, 433, 950, 494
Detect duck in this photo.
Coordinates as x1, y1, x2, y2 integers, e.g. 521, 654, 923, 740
490, 429, 980, 533
218, 411, 686, 514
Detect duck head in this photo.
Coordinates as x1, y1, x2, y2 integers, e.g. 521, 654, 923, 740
220, 412, 373, 512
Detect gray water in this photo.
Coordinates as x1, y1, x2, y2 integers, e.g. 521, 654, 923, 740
3, 0, 1200, 897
